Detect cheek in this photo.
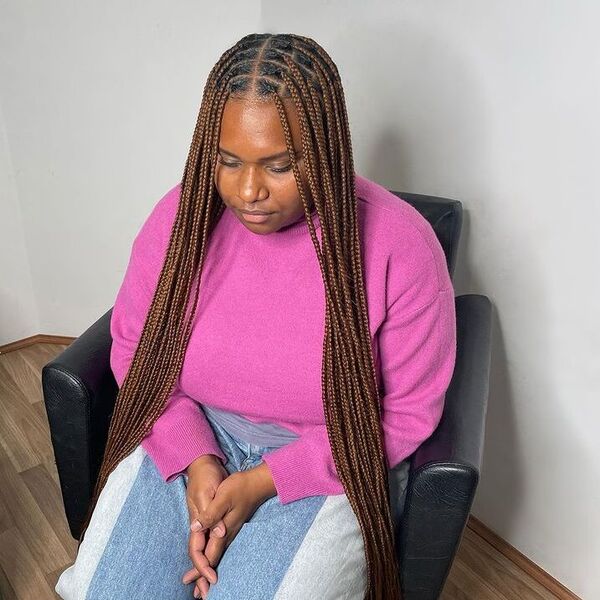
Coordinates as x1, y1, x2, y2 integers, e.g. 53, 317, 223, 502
279, 169, 304, 195
214, 167, 234, 197
273, 176, 296, 195
271, 179, 302, 208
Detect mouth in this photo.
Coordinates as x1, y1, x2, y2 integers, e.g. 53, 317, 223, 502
239, 210, 274, 224
239, 209, 273, 215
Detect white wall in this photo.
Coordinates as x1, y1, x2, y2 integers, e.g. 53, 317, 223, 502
0, 0, 260, 341
0, 102, 39, 341
261, 1, 600, 598
2, 1, 599, 597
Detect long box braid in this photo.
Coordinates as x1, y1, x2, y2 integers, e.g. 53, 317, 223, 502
79, 33, 402, 599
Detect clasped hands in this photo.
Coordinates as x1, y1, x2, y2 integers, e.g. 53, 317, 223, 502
182, 454, 276, 599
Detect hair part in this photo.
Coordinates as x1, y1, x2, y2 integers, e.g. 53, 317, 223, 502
80, 32, 402, 599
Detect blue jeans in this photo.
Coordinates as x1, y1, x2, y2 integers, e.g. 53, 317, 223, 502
56, 409, 409, 599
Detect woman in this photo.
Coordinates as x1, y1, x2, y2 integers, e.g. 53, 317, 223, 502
56, 32, 456, 599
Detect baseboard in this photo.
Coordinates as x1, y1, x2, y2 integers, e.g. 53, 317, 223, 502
0, 333, 76, 354
467, 515, 580, 599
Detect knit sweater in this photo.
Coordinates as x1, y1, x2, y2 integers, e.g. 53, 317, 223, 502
109, 173, 457, 505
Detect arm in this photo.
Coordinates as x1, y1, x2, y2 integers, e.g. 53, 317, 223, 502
109, 184, 227, 482
377, 286, 457, 469
245, 462, 277, 503
262, 234, 457, 504
260, 425, 345, 504
261, 287, 456, 504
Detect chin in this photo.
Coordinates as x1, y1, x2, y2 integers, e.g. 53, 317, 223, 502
240, 218, 277, 234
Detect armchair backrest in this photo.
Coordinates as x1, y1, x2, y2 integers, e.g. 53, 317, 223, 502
389, 191, 463, 279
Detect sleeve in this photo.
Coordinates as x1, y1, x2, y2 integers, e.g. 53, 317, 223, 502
377, 285, 456, 469
109, 184, 227, 483
261, 234, 457, 505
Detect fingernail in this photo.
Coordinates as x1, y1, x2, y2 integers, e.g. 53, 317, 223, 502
191, 519, 203, 532
213, 525, 225, 537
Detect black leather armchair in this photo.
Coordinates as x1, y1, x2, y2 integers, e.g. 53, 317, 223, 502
42, 191, 492, 599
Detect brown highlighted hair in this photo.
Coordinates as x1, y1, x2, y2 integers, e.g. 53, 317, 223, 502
80, 33, 402, 598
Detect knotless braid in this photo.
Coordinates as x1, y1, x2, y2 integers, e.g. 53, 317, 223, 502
78, 32, 402, 599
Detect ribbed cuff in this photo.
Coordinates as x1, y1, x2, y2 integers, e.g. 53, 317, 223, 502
261, 435, 344, 504
141, 411, 228, 483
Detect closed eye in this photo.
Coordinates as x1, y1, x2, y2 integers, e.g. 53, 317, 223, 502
217, 155, 293, 174
269, 164, 292, 173
217, 156, 240, 168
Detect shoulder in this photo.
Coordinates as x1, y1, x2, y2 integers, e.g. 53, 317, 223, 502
120, 182, 183, 288
131, 182, 182, 262
354, 173, 452, 310
135, 182, 182, 243
355, 173, 444, 276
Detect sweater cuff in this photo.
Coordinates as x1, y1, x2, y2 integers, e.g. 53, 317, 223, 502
260, 427, 345, 504
140, 394, 228, 483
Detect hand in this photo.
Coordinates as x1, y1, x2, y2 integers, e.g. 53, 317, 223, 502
182, 454, 230, 599
183, 462, 277, 599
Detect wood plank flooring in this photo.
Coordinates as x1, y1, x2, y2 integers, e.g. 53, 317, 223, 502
0, 342, 559, 599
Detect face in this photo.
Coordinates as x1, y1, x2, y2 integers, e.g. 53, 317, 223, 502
214, 95, 313, 234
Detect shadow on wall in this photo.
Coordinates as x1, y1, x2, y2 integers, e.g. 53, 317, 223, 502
330, 22, 528, 541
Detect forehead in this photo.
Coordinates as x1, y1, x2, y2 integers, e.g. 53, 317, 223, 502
219, 96, 301, 157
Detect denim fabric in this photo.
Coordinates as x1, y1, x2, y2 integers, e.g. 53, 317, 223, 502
56, 409, 409, 599
200, 403, 300, 448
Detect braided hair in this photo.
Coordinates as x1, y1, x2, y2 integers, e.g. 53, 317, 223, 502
80, 33, 402, 599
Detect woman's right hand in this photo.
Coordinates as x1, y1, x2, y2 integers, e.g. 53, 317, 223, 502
182, 454, 229, 599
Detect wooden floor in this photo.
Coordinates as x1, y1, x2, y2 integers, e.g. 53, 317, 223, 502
0, 342, 559, 599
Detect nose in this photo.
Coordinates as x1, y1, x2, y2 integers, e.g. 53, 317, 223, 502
238, 164, 269, 203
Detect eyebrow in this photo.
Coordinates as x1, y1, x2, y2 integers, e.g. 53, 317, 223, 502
218, 147, 299, 162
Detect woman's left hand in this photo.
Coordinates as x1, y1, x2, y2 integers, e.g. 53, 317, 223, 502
182, 462, 276, 598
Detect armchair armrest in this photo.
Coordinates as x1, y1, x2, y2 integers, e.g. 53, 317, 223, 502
42, 307, 117, 539
397, 294, 493, 599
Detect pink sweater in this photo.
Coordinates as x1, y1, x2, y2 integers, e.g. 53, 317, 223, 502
109, 174, 457, 504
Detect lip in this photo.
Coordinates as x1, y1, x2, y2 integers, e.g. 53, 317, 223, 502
239, 209, 274, 224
